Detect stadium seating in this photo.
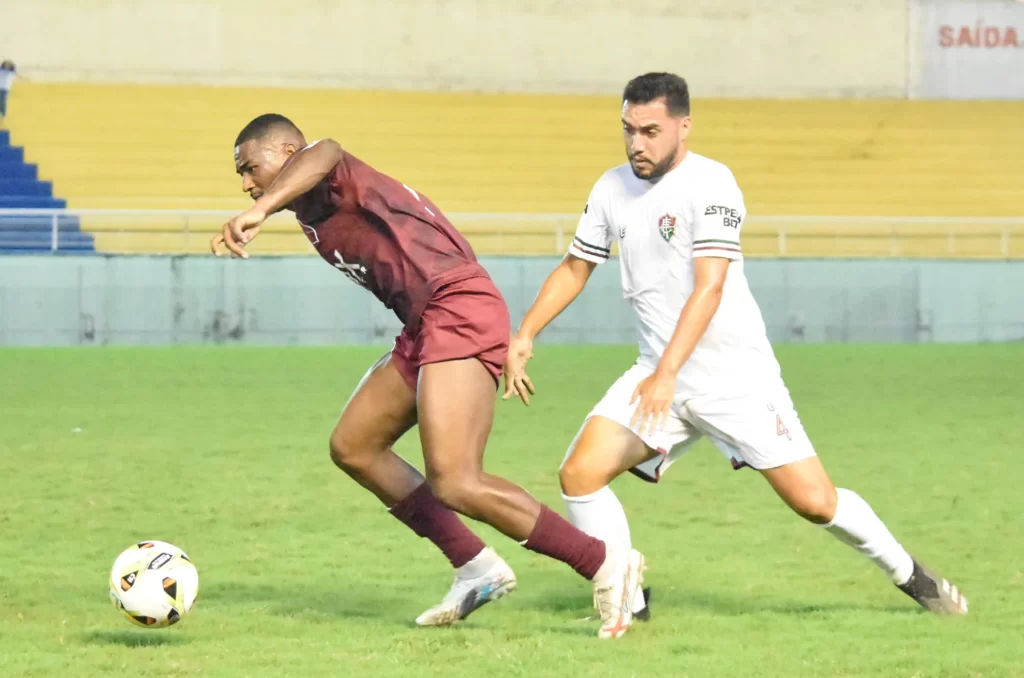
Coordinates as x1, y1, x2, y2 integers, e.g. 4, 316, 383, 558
0, 128, 94, 252
4, 83, 1023, 256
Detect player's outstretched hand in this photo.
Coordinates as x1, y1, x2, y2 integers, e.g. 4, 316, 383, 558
211, 207, 267, 259
502, 333, 536, 406
629, 369, 675, 436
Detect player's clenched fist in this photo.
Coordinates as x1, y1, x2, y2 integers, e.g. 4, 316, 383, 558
502, 333, 536, 405
211, 207, 267, 259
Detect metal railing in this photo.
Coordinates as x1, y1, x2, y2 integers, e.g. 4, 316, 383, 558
1, 208, 1023, 258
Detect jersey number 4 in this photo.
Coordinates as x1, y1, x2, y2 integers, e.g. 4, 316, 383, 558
776, 414, 792, 441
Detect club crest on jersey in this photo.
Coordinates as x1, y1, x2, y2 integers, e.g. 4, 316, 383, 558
657, 214, 676, 242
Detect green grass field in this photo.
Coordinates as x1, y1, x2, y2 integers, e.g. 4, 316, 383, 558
1, 345, 1023, 677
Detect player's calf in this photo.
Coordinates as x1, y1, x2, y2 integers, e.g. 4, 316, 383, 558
432, 469, 552, 541
760, 457, 838, 525
428, 469, 488, 520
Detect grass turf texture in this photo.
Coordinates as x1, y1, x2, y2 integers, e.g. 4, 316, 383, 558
1, 345, 1022, 677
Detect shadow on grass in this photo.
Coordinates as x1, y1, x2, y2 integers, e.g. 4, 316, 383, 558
198, 580, 416, 624
199, 581, 610, 638
84, 630, 188, 647
675, 589, 921, 617
530, 585, 920, 618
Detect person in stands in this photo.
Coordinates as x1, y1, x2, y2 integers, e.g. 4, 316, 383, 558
0, 61, 18, 120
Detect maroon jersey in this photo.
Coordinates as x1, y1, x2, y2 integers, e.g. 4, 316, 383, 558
288, 151, 488, 328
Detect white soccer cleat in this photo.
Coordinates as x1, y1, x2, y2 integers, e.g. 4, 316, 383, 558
415, 547, 517, 627
895, 558, 968, 616
593, 548, 645, 639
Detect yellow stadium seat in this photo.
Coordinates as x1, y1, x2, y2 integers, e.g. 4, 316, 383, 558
5, 83, 1023, 256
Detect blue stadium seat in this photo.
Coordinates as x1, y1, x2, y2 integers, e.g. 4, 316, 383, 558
0, 162, 39, 180
0, 146, 25, 163
0, 130, 93, 252
0, 179, 53, 196
0, 196, 67, 208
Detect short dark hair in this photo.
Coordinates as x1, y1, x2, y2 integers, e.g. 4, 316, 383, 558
234, 113, 303, 147
622, 73, 690, 116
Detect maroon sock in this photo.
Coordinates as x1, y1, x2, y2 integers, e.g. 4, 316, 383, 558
524, 505, 607, 580
389, 483, 486, 568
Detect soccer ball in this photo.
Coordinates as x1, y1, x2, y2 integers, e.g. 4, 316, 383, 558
108, 541, 198, 628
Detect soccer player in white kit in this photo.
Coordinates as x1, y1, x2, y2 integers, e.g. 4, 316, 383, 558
503, 73, 968, 636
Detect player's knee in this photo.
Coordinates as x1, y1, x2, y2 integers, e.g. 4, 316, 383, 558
790, 483, 838, 524
328, 430, 368, 474
559, 454, 601, 497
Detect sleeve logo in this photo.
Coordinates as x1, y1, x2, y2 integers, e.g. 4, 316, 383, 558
704, 205, 742, 229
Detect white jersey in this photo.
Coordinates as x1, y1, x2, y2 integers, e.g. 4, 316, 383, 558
568, 151, 780, 396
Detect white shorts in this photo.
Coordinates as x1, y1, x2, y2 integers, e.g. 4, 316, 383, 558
577, 364, 817, 482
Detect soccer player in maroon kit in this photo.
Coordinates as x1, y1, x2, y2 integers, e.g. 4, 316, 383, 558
210, 114, 644, 638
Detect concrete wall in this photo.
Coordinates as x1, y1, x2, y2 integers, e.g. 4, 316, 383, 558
1, 256, 1021, 347
1, 0, 908, 97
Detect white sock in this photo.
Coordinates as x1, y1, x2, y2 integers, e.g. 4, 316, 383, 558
563, 487, 645, 609
824, 488, 914, 585
563, 486, 632, 553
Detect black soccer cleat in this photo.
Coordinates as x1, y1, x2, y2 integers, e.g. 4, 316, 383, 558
896, 559, 968, 615
634, 587, 652, 622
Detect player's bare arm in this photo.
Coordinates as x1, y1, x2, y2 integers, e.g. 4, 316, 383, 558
630, 256, 729, 434
504, 253, 597, 405
250, 139, 343, 216
212, 139, 344, 258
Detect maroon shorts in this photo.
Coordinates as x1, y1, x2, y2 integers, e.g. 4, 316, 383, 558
391, 275, 511, 391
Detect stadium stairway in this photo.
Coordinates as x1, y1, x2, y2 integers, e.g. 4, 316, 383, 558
0, 128, 94, 253
5, 83, 1024, 256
